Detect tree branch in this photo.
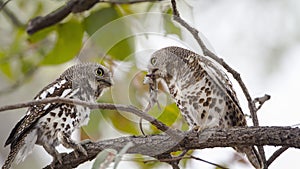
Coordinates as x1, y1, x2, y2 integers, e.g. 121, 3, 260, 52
0, 0, 11, 11
170, 0, 269, 166
0, 97, 297, 168
254, 94, 271, 111
0, 97, 182, 139
42, 126, 300, 169
26, 0, 164, 34
0, 0, 24, 27
266, 146, 289, 167
170, 0, 260, 126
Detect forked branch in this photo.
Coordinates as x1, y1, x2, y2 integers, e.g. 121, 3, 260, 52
170, 0, 270, 166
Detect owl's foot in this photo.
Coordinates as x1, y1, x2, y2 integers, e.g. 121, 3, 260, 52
43, 143, 63, 164
73, 144, 88, 158
55, 154, 63, 164
49, 153, 64, 169
59, 133, 88, 158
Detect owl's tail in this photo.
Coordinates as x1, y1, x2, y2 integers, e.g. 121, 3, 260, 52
236, 146, 263, 169
2, 139, 25, 169
2, 130, 37, 169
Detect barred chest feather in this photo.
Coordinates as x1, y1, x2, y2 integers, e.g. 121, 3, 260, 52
146, 47, 262, 169
165, 59, 246, 130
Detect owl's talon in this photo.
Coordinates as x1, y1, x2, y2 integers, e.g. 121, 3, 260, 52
50, 153, 63, 168
76, 144, 88, 157
73, 143, 88, 158
56, 154, 63, 164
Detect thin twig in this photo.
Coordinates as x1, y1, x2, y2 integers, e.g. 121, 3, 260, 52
266, 146, 289, 167
26, 0, 164, 34
156, 153, 180, 169
254, 94, 271, 110
0, 0, 11, 11
0, 97, 182, 139
170, 0, 268, 166
190, 155, 228, 169
148, 154, 228, 169
0, 0, 24, 27
170, 0, 259, 126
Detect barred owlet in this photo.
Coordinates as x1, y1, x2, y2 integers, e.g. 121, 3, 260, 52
2, 63, 112, 169
144, 46, 262, 169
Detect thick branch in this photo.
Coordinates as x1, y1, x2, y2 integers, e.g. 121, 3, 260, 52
43, 126, 300, 169
26, 0, 163, 34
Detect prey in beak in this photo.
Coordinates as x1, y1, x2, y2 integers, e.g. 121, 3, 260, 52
143, 71, 161, 112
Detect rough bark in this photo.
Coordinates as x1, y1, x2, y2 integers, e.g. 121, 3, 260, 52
43, 126, 299, 169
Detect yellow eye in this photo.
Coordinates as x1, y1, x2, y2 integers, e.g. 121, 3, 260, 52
150, 57, 157, 65
96, 67, 104, 76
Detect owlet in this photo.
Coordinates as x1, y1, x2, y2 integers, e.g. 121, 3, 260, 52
2, 63, 112, 169
144, 46, 262, 169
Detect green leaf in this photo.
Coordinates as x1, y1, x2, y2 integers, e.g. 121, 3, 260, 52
81, 110, 103, 139
153, 103, 180, 126
83, 6, 134, 60
0, 52, 13, 79
92, 149, 117, 169
107, 110, 139, 135
20, 59, 34, 74
9, 29, 25, 56
163, 8, 182, 38
27, 26, 55, 43
41, 20, 83, 65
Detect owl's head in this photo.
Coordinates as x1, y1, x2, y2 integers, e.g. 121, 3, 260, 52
145, 46, 192, 84
62, 63, 113, 98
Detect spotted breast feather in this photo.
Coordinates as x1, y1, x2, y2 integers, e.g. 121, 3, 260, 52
145, 46, 262, 169
2, 63, 112, 169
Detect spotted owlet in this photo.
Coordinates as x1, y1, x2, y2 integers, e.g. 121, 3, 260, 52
2, 63, 112, 169
144, 46, 262, 169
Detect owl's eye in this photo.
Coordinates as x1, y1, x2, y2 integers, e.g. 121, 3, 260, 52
150, 57, 157, 65
96, 67, 104, 76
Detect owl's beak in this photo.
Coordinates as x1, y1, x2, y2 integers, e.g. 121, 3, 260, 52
98, 78, 113, 87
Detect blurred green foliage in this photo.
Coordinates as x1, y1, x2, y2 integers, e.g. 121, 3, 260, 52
83, 6, 135, 60
41, 19, 84, 65
0, 1, 183, 168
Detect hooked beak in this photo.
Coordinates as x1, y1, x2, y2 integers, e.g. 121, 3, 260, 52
98, 78, 113, 87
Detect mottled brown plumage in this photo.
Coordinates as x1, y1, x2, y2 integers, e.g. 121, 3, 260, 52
145, 46, 262, 169
2, 63, 112, 169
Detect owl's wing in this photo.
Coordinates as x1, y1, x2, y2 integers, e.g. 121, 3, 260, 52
198, 56, 243, 113
4, 78, 78, 148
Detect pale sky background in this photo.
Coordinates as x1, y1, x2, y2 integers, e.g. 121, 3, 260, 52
0, 0, 300, 169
